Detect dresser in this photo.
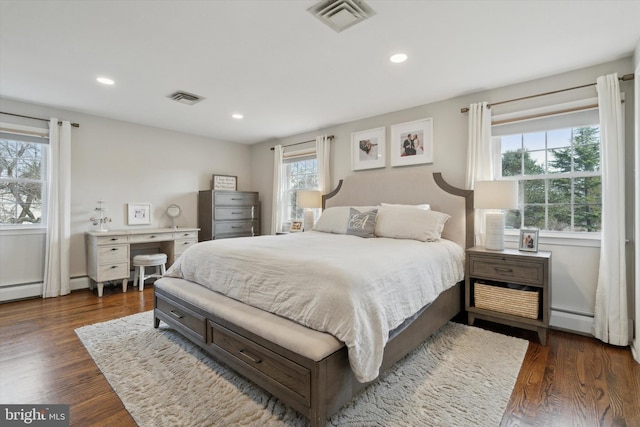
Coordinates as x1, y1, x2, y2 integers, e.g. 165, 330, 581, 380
85, 228, 199, 297
198, 190, 259, 240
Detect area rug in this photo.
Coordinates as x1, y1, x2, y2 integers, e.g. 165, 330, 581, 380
76, 311, 528, 426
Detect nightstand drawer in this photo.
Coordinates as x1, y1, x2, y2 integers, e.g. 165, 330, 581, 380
469, 257, 544, 286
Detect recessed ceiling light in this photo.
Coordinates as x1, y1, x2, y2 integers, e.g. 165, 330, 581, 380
389, 53, 407, 64
232, 113, 243, 119
96, 77, 114, 85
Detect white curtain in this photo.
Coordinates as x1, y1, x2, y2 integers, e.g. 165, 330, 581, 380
465, 102, 493, 246
594, 73, 628, 346
270, 144, 285, 235
42, 119, 71, 298
316, 135, 331, 194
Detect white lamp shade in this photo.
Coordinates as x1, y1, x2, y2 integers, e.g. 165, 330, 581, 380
297, 190, 322, 209
474, 180, 518, 209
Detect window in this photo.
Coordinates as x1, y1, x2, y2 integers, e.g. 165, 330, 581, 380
495, 125, 601, 232
282, 154, 318, 230
0, 131, 48, 226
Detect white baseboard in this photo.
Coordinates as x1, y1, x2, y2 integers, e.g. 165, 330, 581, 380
0, 277, 91, 302
550, 309, 594, 335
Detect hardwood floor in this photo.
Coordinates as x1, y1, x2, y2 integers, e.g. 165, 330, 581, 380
1, 286, 638, 426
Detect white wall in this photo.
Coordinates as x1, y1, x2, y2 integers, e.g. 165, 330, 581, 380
0, 97, 253, 299
250, 57, 636, 335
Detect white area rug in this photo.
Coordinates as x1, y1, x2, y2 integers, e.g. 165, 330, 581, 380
76, 311, 528, 426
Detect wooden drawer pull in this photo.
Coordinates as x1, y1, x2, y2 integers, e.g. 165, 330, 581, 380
169, 310, 184, 319
238, 349, 262, 364
494, 267, 513, 273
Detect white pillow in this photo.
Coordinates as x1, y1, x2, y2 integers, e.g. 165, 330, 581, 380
314, 206, 377, 234
375, 205, 450, 242
380, 202, 431, 210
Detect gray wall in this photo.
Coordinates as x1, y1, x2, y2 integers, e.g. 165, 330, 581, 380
0, 97, 252, 299
250, 57, 636, 334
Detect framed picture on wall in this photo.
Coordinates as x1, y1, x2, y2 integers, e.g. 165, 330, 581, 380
351, 127, 386, 170
212, 174, 237, 191
390, 118, 433, 167
127, 203, 151, 225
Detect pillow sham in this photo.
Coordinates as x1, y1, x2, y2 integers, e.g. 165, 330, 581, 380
314, 206, 377, 234
346, 208, 378, 238
375, 205, 450, 242
380, 202, 431, 210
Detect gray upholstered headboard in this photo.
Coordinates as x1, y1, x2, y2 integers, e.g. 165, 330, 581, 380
323, 171, 474, 249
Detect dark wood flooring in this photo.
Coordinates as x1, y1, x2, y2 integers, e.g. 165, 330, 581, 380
1, 285, 638, 426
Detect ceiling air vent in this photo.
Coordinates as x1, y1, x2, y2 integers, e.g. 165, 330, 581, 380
167, 91, 204, 106
308, 0, 376, 33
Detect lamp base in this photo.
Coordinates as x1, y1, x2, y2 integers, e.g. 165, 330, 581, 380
303, 210, 315, 232
484, 212, 505, 251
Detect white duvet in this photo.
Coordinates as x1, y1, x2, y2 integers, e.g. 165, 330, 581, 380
165, 231, 464, 383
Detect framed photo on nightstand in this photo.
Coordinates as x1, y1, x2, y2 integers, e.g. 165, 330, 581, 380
519, 229, 539, 252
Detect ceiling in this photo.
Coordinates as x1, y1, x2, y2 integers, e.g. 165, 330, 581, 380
1, 0, 639, 145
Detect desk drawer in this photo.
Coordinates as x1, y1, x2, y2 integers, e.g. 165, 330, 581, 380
96, 235, 128, 245
173, 230, 198, 240
174, 238, 198, 256
214, 207, 257, 221
211, 322, 310, 403
98, 244, 129, 263
96, 262, 129, 281
129, 232, 172, 243
469, 256, 544, 286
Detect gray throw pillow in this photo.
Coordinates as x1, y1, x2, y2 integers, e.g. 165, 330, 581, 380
346, 208, 378, 238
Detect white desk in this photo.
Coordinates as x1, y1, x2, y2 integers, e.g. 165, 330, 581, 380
85, 228, 198, 297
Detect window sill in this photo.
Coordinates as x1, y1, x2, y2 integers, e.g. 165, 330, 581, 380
0, 226, 46, 236
505, 229, 601, 248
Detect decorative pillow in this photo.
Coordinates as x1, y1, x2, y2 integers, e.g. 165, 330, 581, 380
375, 205, 450, 242
314, 206, 377, 234
346, 208, 378, 238
380, 202, 431, 210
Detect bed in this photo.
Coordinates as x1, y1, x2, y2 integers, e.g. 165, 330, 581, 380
153, 171, 473, 426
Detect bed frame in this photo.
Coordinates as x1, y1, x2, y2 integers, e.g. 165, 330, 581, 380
154, 171, 473, 426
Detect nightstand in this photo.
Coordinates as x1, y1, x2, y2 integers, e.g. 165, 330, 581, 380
465, 246, 551, 345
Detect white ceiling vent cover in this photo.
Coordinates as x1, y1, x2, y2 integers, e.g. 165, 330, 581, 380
167, 91, 205, 106
308, 0, 376, 33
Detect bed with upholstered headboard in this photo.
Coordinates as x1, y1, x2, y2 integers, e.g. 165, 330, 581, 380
153, 171, 473, 426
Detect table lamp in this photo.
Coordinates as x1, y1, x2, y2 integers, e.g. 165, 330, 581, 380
473, 180, 518, 251
297, 190, 322, 231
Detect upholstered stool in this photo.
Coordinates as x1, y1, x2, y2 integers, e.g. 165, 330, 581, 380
132, 253, 167, 292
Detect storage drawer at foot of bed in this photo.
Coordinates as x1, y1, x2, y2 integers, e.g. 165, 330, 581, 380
210, 321, 311, 406
155, 295, 207, 342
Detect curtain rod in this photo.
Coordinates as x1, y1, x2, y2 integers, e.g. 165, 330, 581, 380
460, 73, 634, 113
0, 111, 80, 128
270, 135, 334, 151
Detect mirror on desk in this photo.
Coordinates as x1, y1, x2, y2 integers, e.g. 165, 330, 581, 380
166, 204, 182, 228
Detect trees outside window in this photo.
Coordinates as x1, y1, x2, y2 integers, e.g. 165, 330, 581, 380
499, 126, 601, 232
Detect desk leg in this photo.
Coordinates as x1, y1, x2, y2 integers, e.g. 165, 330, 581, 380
122, 278, 128, 293
97, 282, 104, 298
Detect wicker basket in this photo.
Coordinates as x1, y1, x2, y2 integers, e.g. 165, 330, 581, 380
474, 282, 539, 319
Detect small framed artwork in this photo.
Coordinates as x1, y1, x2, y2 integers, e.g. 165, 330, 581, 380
351, 127, 386, 170
390, 117, 433, 167
519, 229, 539, 252
127, 203, 151, 225
289, 220, 303, 232
212, 174, 237, 191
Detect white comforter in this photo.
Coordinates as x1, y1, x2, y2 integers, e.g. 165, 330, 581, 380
165, 231, 464, 382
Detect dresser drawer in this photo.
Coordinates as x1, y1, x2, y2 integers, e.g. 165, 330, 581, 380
174, 238, 198, 256
96, 235, 129, 245
214, 220, 258, 236
156, 295, 206, 342
214, 207, 257, 221
469, 256, 544, 286
129, 232, 173, 243
96, 262, 129, 281
214, 192, 258, 206
97, 244, 129, 263
211, 321, 310, 404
